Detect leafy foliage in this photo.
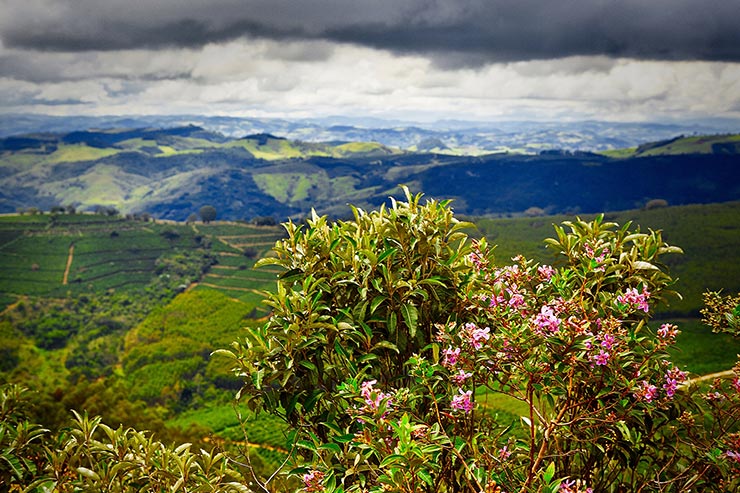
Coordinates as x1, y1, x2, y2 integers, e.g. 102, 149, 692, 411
224, 186, 475, 438
226, 191, 740, 492
0, 385, 250, 492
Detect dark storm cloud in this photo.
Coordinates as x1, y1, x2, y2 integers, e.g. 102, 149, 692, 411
1, 0, 739, 63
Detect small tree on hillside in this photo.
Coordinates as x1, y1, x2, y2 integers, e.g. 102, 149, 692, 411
199, 205, 217, 223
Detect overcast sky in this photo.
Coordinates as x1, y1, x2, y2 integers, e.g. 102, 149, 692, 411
1, 0, 739, 123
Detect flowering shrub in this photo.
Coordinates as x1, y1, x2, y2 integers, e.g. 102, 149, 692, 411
226, 190, 740, 492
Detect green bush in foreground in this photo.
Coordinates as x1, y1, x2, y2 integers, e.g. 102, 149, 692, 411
0, 384, 249, 492
226, 188, 740, 492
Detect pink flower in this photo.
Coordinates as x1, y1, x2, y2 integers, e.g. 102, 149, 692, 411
635, 381, 659, 402
592, 349, 610, 366
532, 305, 560, 336
488, 294, 506, 308
537, 264, 555, 281
451, 389, 474, 413
733, 378, 740, 393
559, 479, 593, 493
498, 445, 512, 460
507, 290, 526, 309
617, 287, 650, 313
452, 369, 473, 384
663, 366, 686, 398
469, 251, 485, 271
657, 323, 680, 342
360, 380, 393, 412
600, 333, 616, 350
470, 325, 491, 349
303, 470, 325, 492
442, 347, 461, 368
663, 378, 678, 398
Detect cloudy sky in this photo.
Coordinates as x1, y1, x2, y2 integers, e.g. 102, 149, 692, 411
1, 0, 739, 123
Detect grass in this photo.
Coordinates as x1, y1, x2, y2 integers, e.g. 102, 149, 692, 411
46, 144, 120, 163
666, 318, 740, 375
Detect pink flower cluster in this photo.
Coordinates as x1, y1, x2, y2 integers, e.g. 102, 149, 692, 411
360, 380, 393, 414
559, 479, 593, 493
633, 366, 687, 402
617, 287, 651, 313
634, 381, 659, 402
726, 434, 740, 466
451, 389, 473, 413
537, 264, 555, 281
532, 305, 560, 336
462, 322, 491, 349
657, 323, 680, 341
302, 470, 325, 492
439, 324, 484, 414
584, 242, 609, 262
590, 349, 610, 366
451, 369, 473, 385
663, 366, 687, 398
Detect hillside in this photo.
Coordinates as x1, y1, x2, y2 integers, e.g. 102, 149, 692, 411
600, 134, 740, 157
1, 127, 739, 221
1, 201, 739, 477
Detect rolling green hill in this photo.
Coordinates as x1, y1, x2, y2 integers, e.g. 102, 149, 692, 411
2, 127, 739, 221
600, 133, 740, 158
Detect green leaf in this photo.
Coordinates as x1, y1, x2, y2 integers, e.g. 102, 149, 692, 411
632, 260, 659, 270
370, 340, 399, 353
380, 454, 407, 468
318, 443, 342, 454
401, 303, 419, 338
297, 440, 317, 452
279, 267, 304, 280
334, 434, 357, 443
543, 462, 555, 484
417, 469, 434, 486
77, 467, 101, 481
370, 295, 387, 315
251, 369, 264, 390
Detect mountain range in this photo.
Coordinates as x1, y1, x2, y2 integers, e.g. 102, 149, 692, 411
1, 123, 738, 221
2, 114, 739, 153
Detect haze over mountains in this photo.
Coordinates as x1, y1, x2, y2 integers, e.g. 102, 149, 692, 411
1, 117, 738, 221
2, 114, 737, 153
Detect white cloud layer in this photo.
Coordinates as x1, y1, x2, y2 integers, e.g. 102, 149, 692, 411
0, 0, 738, 124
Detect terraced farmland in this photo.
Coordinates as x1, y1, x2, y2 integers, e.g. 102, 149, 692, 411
0, 214, 286, 311
192, 223, 286, 310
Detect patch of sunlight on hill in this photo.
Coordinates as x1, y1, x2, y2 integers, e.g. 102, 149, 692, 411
226, 138, 308, 160
332, 141, 387, 156
600, 134, 740, 157
130, 168, 216, 205
156, 145, 179, 156
116, 138, 156, 150
46, 144, 121, 163
46, 144, 120, 163
43, 164, 150, 208
0, 153, 40, 169
599, 147, 637, 158
253, 172, 328, 203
